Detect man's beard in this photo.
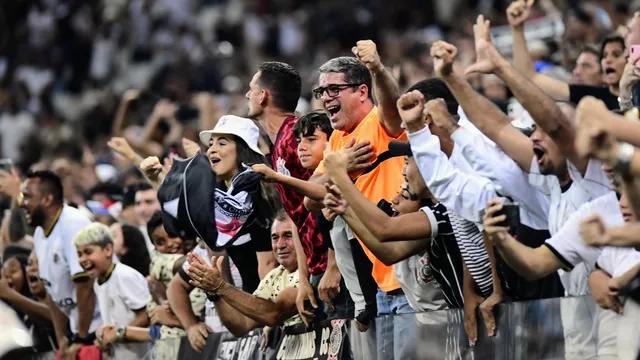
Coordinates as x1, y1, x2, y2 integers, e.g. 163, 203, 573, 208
28, 207, 46, 228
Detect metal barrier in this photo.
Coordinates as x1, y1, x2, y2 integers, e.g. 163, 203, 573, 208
144, 295, 638, 360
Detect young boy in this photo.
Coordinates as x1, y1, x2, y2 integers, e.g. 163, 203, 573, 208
74, 222, 150, 360
251, 110, 333, 186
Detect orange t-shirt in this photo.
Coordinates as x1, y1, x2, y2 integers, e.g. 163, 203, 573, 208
316, 107, 407, 292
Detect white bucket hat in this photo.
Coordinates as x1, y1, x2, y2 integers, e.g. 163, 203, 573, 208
199, 115, 263, 156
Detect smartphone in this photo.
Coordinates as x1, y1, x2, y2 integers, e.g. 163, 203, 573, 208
0, 159, 12, 173
496, 203, 520, 228
630, 45, 640, 64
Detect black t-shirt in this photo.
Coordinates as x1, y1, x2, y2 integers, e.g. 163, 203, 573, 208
225, 222, 272, 293
569, 85, 619, 110
496, 224, 565, 301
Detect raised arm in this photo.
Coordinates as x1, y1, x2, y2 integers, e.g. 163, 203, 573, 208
112, 89, 140, 137
431, 41, 533, 171
508, 0, 570, 101
251, 164, 327, 200
353, 40, 403, 137
467, 15, 587, 173
576, 97, 640, 149
401, 94, 499, 224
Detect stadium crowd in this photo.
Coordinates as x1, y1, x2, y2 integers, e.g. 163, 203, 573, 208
2, 0, 640, 359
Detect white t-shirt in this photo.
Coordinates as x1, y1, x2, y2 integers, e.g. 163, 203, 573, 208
530, 158, 613, 296
95, 263, 150, 359
529, 158, 612, 235
596, 247, 640, 278
33, 205, 102, 334
544, 192, 622, 272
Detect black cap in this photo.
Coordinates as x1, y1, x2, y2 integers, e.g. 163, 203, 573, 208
388, 141, 412, 157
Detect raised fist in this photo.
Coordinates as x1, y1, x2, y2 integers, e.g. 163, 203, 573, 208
352, 40, 383, 73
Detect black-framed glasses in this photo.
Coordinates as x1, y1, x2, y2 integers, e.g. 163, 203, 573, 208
312, 83, 361, 100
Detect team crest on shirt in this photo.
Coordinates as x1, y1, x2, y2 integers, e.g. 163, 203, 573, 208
417, 252, 434, 284
53, 253, 59, 264
276, 157, 290, 176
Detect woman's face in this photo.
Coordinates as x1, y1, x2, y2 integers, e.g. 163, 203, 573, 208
26, 252, 45, 297
600, 41, 626, 86
206, 135, 239, 181
2, 258, 25, 294
110, 223, 127, 257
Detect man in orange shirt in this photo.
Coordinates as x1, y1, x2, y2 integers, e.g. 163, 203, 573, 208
303, 40, 411, 359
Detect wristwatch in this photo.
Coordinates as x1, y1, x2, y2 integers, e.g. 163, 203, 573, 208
613, 142, 635, 178
619, 96, 633, 111
116, 326, 127, 342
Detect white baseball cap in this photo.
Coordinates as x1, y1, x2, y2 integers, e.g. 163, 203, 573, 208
199, 115, 263, 156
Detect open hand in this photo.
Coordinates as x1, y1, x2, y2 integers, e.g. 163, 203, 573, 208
465, 15, 507, 76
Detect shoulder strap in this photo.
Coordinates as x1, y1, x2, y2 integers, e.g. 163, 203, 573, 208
359, 150, 395, 176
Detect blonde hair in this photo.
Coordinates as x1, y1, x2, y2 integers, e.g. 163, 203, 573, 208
73, 222, 114, 248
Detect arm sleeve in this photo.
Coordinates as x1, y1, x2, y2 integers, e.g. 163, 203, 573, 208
408, 127, 498, 224
544, 194, 620, 270
451, 127, 550, 229
119, 268, 151, 311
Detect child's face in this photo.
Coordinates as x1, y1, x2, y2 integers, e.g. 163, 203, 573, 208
2, 258, 25, 294
297, 129, 328, 170
77, 244, 113, 279
150, 225, 184, 255
26, 252, 45, 297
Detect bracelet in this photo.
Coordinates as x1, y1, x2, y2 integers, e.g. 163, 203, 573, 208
208, 279, 226, 295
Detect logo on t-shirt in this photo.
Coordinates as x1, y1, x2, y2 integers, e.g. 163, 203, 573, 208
417, 252, 434, 284
276, 157, 290, 176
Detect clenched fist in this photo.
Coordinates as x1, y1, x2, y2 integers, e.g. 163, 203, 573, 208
352, 40, 383, 73
424, 98, 459, 136
430, 41, 458, 77
396, 90, 426, 132
507, 0, 535, 28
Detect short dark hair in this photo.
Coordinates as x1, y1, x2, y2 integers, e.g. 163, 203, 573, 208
599, 35, 626, 61
26, 170, 64, 204
258, 62, 302, 112
293, 110, 333, 140
88, 183, 124, 202
135, 182, 154, 194
406, 78, 459, 115
318, 57, 373, 100
272, 208, 289, 224
580, 45, 600, 59
146, 210, 164, 239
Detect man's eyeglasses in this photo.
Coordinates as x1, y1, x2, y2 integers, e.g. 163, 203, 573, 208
312, 83, 361, 100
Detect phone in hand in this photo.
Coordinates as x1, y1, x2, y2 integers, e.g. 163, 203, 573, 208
495, 203, 520, 228
0, 159, 12, 173
630, 45, 640, 64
